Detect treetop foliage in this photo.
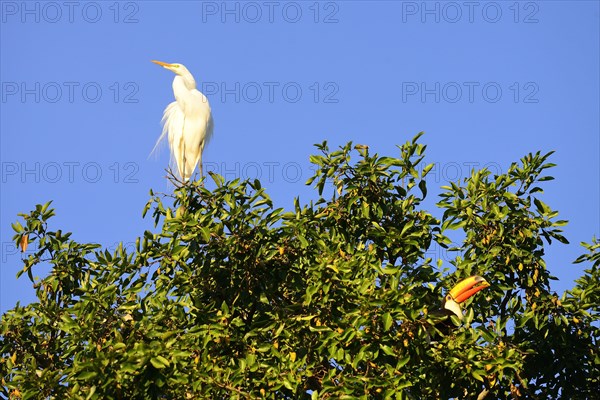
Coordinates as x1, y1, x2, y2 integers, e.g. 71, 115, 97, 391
2, 133, 599, 399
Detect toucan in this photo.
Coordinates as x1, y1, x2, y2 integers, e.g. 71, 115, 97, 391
431, 275, 490, 336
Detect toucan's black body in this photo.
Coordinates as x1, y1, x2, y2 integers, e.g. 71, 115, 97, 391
430, 309, 461, 338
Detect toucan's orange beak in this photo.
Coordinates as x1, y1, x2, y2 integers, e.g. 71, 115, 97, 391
151, 60, 172, 68
449, 276, 490, 303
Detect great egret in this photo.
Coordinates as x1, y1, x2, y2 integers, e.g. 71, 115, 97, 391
151, 60, 214, 182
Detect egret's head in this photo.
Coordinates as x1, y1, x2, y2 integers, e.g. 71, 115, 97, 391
442, 275, 490, 319
151, 60, 191, 76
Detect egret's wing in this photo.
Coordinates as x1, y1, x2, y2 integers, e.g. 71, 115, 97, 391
180, 91, 213, 180
188, 89, 213, 149
195, 113, 214, 178
181, 115, 208, 181
204, 112, 214, 148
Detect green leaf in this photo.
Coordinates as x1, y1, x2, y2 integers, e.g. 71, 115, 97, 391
11, 221, 24, 233
298, 235, 309, 248
78, 371, 97, 380
85, 386, 97, 400
382, 312, 393, 331
150, 356, 170, 369
472, 370, 484, 382
397, 356, 410, 368
380, 344, 395, 356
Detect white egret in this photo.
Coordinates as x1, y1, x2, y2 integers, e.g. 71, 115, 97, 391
151, 60, 214, 182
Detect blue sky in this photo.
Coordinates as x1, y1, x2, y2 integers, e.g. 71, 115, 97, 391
1, 1, 598, 312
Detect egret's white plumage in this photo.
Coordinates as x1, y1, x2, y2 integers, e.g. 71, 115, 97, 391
152, 60, 213, 181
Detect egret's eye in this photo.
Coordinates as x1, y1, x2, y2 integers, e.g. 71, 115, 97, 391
173, 64, 180, 68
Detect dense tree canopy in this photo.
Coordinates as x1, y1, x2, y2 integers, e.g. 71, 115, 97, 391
2, 133, 599, 399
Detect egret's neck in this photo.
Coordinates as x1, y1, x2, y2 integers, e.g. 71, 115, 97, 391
174, 73, 196, 91
172, 75, 199, 111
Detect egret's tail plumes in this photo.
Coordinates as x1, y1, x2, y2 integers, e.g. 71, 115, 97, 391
151, 101, 187, 180
164, 102, 188, 180
151, 101, 177, 156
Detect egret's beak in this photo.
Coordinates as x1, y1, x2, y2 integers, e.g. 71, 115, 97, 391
151, 60, 173, 68
449, 275, 490, 303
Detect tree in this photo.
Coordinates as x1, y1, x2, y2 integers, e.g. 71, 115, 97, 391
1, 133, 598, 399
